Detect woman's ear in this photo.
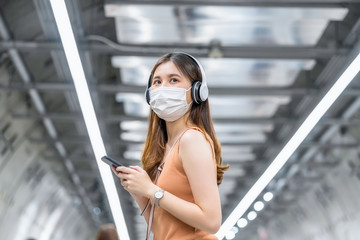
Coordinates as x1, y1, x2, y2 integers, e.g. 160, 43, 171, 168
186, 87, 193, 104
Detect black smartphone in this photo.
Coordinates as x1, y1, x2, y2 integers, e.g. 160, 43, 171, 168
101, 155, 124, 168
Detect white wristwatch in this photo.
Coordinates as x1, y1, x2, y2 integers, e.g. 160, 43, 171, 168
154, 189, 164, 206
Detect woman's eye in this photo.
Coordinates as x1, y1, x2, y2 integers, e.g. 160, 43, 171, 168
170, 78, 178, 83
153, 80, 161, 85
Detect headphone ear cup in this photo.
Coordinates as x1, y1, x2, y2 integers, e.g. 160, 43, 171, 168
145, 75, 152, 105
145, 88, 150, 105
199, 84, 209, 102
191, 81, 201, 104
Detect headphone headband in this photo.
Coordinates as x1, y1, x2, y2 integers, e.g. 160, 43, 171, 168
183, 53, 207, 88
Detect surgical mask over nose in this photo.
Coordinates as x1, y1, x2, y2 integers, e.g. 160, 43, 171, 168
149, 86, 192, 122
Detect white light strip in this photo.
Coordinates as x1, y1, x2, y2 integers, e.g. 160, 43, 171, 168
216, 51, 360, 239
49, 1, 129, 239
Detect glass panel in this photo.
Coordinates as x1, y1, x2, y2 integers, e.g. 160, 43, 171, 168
112, 56, 315, 87
210, 96, 290, 118
105, 5, 347, 45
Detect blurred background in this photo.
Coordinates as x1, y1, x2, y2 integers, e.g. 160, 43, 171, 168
0, 0, 360, 239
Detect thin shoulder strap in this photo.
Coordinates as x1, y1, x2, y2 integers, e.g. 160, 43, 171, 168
158, 129, 187, 169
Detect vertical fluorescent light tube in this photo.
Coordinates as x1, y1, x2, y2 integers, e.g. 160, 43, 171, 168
216, 51, 360, 239
49, 1, 130, 240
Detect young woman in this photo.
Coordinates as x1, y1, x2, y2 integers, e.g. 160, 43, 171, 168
112, 52, 228, 239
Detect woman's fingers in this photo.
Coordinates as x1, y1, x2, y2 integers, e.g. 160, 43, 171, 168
120, 178, 126, 185
116, 166, 138, 174
111, 166, 136, 179
111, 165, 152, 196
121, 179, 128, 189
129, 165, 144, 172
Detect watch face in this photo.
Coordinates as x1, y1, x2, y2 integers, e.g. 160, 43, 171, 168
155, 191, 163, 198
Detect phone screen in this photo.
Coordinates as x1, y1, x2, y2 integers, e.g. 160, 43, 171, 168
101, 156, 124, 168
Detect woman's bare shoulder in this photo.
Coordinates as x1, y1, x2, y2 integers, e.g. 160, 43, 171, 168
181, 129, 206, 142
180, 129, 211, 153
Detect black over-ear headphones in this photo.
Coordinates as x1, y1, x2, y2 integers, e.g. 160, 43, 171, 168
145, 52, 208, 105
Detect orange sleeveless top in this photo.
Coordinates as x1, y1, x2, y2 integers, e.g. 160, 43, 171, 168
152, 127, 218, 240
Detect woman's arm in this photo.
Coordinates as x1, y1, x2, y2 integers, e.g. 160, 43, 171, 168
131, 193, 151, 224
114, 130, 221, 233
160, 129, 221, 233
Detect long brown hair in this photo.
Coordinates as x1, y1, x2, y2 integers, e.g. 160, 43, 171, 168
141, 52, 229, 185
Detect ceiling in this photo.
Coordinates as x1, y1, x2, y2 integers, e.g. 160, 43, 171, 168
0, 0, 360, 239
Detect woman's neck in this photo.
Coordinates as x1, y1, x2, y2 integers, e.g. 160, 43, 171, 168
165, 114, 193, 146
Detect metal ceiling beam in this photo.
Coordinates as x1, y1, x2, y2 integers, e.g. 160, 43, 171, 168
0, 40, 347, 59
2, 82, 360, 96
105, 0, 356, 8
269, 98, 360, 213
29, 136, 359, 149
241, 38, 360, 226
11, 112, 360, 126
221, 50, 360, 219
33, 0, 119, 230
0, 11, 97, 227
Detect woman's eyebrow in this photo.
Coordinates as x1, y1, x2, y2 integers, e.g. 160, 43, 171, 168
153, 73, 182, 79
169, 73, 181, 78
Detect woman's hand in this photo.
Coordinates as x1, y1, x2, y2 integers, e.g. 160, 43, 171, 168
111, 165, 158, 199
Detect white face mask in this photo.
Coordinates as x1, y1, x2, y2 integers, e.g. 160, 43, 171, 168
149, 86, 192, 122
